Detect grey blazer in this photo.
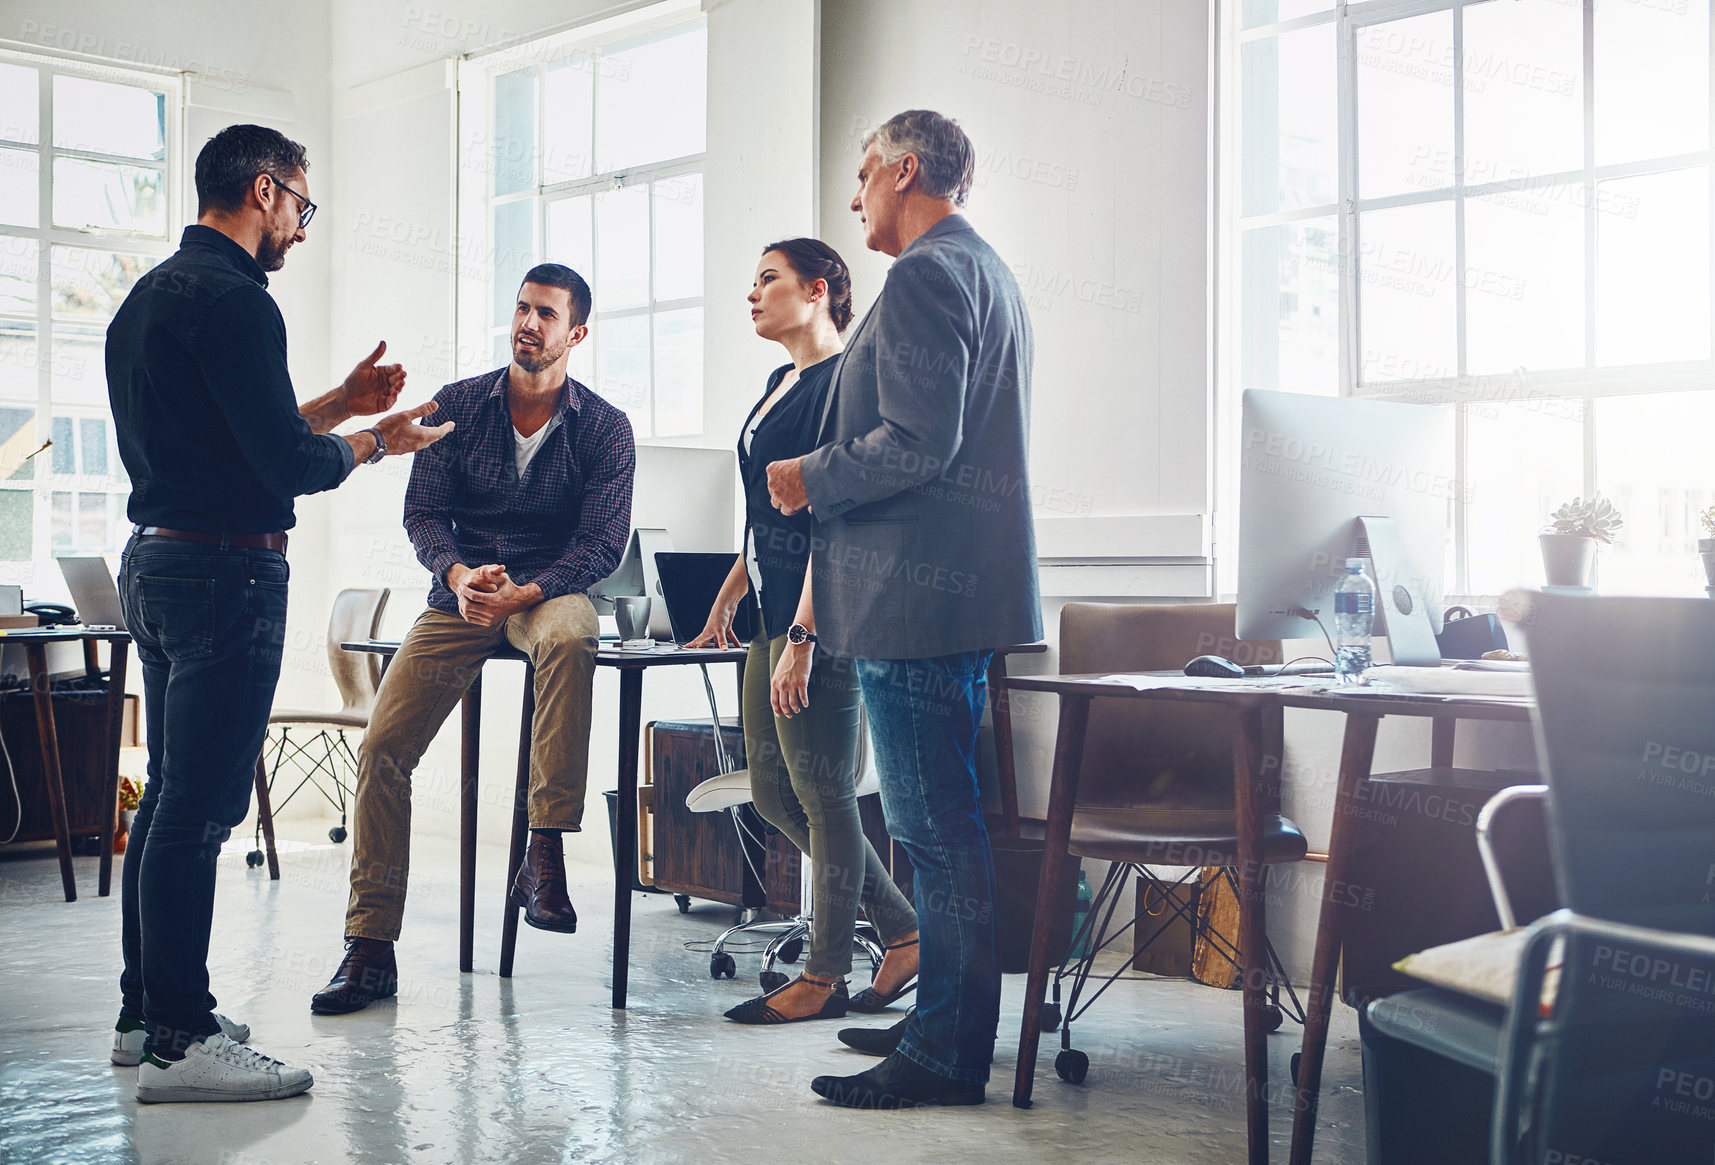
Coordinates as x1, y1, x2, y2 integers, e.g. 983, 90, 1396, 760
800, 215, 1042, 660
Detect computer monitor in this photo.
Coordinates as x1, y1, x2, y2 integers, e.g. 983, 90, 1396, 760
588, 445, 738, 638
1236, 389, 1453, 665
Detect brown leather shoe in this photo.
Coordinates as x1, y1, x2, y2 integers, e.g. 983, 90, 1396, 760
310, 937, 398, 1015
511, 832, 578, 933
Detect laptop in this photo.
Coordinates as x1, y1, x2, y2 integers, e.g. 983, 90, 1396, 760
56, 557, 126, 630
653, 551, 757, 647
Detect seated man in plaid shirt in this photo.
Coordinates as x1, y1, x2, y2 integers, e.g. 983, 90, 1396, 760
313, 263, 635, 1015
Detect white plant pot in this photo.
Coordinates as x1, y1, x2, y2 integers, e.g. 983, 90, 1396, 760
1539, 533, 1596, 588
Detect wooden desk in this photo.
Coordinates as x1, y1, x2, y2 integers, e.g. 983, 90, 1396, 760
3, 629, 131, 903
1004, 668, 1536, 1165
345, 639, 746, 1010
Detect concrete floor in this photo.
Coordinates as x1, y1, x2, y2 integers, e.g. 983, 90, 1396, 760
0, 837, 1367, 1165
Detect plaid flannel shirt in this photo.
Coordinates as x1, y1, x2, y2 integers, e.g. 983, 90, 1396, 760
404, 368, 635, 614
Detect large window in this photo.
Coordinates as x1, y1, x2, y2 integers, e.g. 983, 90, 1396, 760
0, 51, 177, 572
461, 14, 707, 439
1226, 0, 1713, 598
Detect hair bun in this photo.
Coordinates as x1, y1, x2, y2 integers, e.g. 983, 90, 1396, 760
761, 237, 855, 333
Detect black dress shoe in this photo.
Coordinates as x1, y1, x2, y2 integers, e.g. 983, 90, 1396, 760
311, 937, 398, 1015
810, 1051, 985, 1109
511, 833, 577, 933
836, 1009, 913, 1056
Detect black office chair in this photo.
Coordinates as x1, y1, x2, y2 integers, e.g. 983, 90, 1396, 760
1363, 593, 1715, 1165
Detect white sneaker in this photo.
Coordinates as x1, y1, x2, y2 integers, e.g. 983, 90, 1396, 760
112, 1012, 251, 1066
135, 1034, 311, 1103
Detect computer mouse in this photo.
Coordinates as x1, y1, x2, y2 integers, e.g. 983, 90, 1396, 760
1184, 654, 1247, 679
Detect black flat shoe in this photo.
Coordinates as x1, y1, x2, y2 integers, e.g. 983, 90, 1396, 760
848, 938, 918, 1013
724, 975, 849, 1025
810, 1051, 985, 1109
836, 1009, 913, 1057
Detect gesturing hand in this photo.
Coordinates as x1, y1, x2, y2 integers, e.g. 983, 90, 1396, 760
375, 401, 455, 454
342, 340, 407, 416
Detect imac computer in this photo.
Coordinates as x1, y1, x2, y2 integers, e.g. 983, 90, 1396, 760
1235, 389, 1453, 666
588, 445, 739, 640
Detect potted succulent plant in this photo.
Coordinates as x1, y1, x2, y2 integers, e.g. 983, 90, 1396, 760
1541, 495, 1624, 588
1699, 506, 1715, 595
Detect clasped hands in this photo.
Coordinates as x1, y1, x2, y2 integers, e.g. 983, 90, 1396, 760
448, 563, 541, 627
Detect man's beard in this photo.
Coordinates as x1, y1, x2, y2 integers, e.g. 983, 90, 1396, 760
257, 227, 292, 272
513, 336, 565, 373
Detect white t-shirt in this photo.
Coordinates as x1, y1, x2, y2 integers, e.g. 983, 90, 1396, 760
513, 413, 562, 478
742, 411, 765, 595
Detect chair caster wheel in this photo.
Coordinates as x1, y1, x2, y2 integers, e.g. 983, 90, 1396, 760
245, 850, 264, 868
1263, 1004, 1283, 1034
759, 969, 789, 993
1290, 1051, 1302, 1086
675, 895, 692, 914
710, 952, 737, 979
1038, 1003, 1062, 1033
1055, 1049, 1089, 1084
778, 938, 803, 965
328, 826, 347, 843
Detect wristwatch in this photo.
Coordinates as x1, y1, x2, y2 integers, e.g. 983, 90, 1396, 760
787, 623, 818, 645
360, 426, 386, 465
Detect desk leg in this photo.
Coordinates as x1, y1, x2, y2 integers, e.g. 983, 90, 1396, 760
1012, 693, 1090, 1109
988, 654, 1021, 840
499, 671, 535, 978
1234, 704, 1281, 1165
1287, 711, 1380, 1165
459, 677, 482, 975
612, 668, 643, 1010
100, 640, 128, 896
26, 644, 76, 902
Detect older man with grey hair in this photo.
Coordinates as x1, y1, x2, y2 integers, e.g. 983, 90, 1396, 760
767, 108, 1040, 1109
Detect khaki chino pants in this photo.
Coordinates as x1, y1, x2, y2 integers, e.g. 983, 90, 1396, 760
345, 595, 599, 941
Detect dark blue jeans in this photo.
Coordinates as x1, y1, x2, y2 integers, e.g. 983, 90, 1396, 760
855, 651, 997, 1085
117, 534, 288, 1057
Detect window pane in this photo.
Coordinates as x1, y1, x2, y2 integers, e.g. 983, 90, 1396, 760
595, 314, 650, 437
1356, 12, 1455, 199
492, 67, 537, 196
52, 248, 156, 321
653, 307, 702, 437
0, 147, 39, 228
1241, 219, 1339, 395
1595, 391, 1715, 596
1242, 0, 1332, 30
491, 200, 536, 328
51, 416, 73, 474
53, 76, 165, 161
1463, 0, 1582, 183
543, 56, 594, 184
652, 173, 702, 304
51, 329, 106, 408
1241, 26, 1337, 215
0, 489, 31, 559
1595, 0, 1709, 165
545, 195, 593, 278
49, 489, 71, 553
1358, 201, 1457, 383
1464, 398, 1584, 595
595, 26, 707, 172
595, 185, 649, 311
52, 158, 166, 235
0, 403, 36, 480
0, 238, 36, 314
79, 418, 108, 477
1596, 167, 1709, 365
0, 64, 38, 145
0, 332, 37, 421
1465, 188, 1584, 375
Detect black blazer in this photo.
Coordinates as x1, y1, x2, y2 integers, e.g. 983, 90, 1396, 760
738, 355, 839, 640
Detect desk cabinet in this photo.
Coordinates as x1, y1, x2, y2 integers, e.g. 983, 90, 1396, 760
0, 685, 115, 845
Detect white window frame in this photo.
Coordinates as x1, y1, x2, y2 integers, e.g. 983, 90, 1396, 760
0, 45, 181, 568
1219, 0, 1715, 597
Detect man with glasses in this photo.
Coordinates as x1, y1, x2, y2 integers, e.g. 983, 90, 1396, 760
106, 123, 452, 1103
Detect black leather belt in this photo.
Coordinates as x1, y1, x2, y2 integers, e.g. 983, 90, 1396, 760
137, 526, 288, 552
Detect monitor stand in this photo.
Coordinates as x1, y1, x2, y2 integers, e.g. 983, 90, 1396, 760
1354, 515, 1442, 667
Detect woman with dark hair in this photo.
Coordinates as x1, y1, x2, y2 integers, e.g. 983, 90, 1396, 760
689, 239, 919, 1024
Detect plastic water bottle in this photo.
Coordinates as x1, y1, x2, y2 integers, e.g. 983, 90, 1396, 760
1334, 558, 1376, 685
1069, 870, 1094, 960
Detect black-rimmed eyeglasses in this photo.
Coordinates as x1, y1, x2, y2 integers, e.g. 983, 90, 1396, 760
270, 175, 317, 230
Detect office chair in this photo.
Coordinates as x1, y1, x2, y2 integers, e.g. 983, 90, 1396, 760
246, 588, 389, 876
1364, 593, 1715, 1164
1039, 602, 1307, 1085
686, 709, 887, 990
